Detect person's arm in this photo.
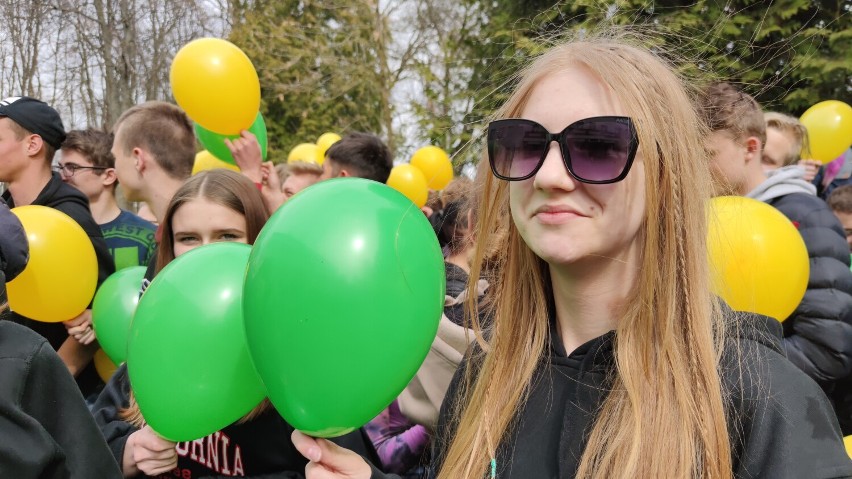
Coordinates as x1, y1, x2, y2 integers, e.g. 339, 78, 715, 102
260, 161, 286, 215
227, 130, 264, 184
56, 333, 99, 377
364, 401, 429, 473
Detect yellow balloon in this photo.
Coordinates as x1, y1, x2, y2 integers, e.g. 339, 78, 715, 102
844, 435, 852, 459
288, 143, 322, 165
7, 206, 97, 322
170, 38, 260, 135
94, 349, 119, 382
411, 145, 453, 190
800, 100, 852, 164
387, 164, 429, 208
316, 133, 342, 164
708, 196, 809, 322
192, 150, 241, 175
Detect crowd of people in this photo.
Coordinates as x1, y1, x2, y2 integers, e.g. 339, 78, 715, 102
0, 32, 851, 478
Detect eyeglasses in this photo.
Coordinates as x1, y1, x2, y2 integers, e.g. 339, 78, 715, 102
487, 116, 639, 184
55, 162, 107, 178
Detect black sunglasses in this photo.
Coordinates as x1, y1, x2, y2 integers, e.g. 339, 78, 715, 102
487, 116, 639, 184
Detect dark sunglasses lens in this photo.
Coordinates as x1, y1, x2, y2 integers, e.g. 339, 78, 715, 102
489, 121, 547, 179
564, 119, 633, 182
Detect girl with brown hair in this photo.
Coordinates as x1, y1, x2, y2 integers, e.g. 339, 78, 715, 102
291, 35, 852, 478
93, 170, 378, 477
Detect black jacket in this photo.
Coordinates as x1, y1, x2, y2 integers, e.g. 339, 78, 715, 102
369, 312, 852, 478
0, 321, 122, 478
2, 172, 116, 396
93, 365, 381, 478
766, 192, 852, 385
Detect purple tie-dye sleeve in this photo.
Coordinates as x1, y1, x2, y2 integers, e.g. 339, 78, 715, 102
365, 399, 430, 473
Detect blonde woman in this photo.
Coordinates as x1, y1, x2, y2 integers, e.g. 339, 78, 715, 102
292, 37, 852, 478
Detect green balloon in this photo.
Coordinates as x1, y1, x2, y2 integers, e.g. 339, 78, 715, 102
195, 112, 268, 165
92, 266, 146, 364
243, 178, 445, 437
128, 243, 266, 442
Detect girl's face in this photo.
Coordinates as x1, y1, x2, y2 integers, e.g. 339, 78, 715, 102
508, 65, 646, 269
171, 197, 248, 258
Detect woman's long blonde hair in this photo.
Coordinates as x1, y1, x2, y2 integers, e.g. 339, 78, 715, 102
439, 36, 731, 478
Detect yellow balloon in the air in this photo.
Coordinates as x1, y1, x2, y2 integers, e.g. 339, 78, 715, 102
800, 100, 852, 164
170, 38, 260, 135
192, 150, 240, 175
288, 143, 323, 165
316, 133, 342, 164
707, 196, 809, 322
387, 164, 429, 208
411, 146, 453, 190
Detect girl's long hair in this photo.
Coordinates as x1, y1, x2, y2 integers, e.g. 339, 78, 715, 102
439, 36, 732, 478
121, 169, 271, 428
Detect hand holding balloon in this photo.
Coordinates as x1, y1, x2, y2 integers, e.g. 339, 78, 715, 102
196, 112, 268, 166
64, 309, 95, 345
291, 431, 371, 479
123, 426, 178, 477
225, 130, 263, 183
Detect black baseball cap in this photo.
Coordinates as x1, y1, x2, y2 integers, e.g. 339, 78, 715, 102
0, 96, 66, 149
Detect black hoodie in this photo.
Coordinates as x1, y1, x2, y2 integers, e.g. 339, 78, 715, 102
0, 320, 122, 478
368, 311, 852, 478
92, 364, 381, 478
2, 172, 116, 396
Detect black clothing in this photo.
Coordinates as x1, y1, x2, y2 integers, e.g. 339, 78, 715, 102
767, 192, 852, 434
767, 192, 852, 384
93, 365, 380, 478
369, 312, 852, 479
0, 202, 28, 305
0, 321, 122, 478
443, 263, 468, 326
2, 172, 115, 396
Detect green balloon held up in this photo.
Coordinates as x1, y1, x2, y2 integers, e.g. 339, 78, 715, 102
92, 266, 146, 364
195, 112, 268, 165
243, 178, 445, 437
128, 243, 266, 442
